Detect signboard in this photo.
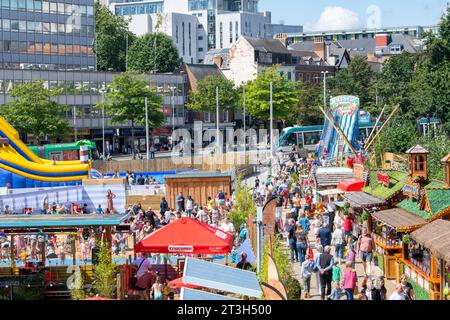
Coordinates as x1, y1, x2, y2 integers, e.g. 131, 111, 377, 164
403, 181, 420, 199
377, 171, 390, 187
168, 245, 194, 253
330, 95, 360, 116
353, 164, 365, 180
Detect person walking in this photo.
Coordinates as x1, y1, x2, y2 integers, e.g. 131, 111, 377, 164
341, 261, 357, 300
314, 244, 323, 297
159, 197, 169, 215
298, 212, 310, 234
292, 193, 302, 217
317, 246, 334, 300
176, 192, 185, 212
316, 222, 332, 247
286, 219, 298, 263
295, 225, 308, 264
346, 242, 357, 269
356, 227, 375, 276
186, 195, 194, 217
301, 254, 314, 299
400, 274, 415, 300
331, 224, 345, 264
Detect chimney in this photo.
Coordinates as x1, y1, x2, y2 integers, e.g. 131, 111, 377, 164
275, 33, 287, 47
313, 36, 326, 60
375, 34, 391, 47
213, 56, 223, 69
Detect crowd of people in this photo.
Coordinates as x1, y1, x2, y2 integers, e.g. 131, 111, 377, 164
259, 151, 416, 301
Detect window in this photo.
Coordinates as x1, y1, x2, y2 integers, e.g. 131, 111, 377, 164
42, 1, 48, 13
189, 22, 192, 56
49, 1, 56, 13
235, 21, 239, 41
198, 35, 203, 40
414, 155, 425, 171
198, 24, 203, 29
223, 110, 228, 122
2, 19, 10, 31
182, 22, 185, 56
1, 0, 9, 8
303, 131, 321, 146
198, 47, 203, 52
27, 21, 35, 32
10, 0, 17, 9
18, 0, 26, 10
175, 25, 179, 43
229, 21, 233, 43
204, 112, 211, 123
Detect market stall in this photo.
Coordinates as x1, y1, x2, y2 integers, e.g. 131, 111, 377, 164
370, 208, 427, 279
406, 219, 450, 300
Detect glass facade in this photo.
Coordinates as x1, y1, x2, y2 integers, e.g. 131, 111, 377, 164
188, 0, 216, 11
0, 69, 187, 136
0, 0, 95, 71
114, 1, 163, 16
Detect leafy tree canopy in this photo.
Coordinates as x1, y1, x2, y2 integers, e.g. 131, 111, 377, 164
95, 3, 136, 72
0, 80, 68, 142
128, 32, 181, 73
187, 75, 239, 112
244, 66, 299, 120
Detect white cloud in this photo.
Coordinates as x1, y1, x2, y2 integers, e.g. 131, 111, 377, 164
312, 6, 362, 31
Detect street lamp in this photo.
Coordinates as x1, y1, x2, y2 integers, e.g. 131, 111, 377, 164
99, 86, 107, 159
321, 71, 329, 112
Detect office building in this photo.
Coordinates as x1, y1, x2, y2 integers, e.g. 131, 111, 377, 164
0, 0, 95, 71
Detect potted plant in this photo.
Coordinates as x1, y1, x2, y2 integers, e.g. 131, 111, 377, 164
402, 234, 410, 245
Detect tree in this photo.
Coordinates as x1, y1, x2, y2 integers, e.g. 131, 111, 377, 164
244, 66, 299, 121
329, 56, 374, 107
0, 80, 68, 142
285, 81, 323, 126
369, 53, 416, 118
187, 75, 239, 112
229, 175, 256, 230
92, 241, 118, 298
95, 3, 135, 72
417, 134, 450, 180
97, 72, 164, 158
128, 33, 181, 73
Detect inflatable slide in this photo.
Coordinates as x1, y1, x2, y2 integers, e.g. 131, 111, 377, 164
0, 116, 90, 188
316, 95, 361, 158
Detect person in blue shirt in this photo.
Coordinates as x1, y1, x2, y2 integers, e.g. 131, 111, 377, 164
176, 192, 185, 212
96, 205, 104, 214
298, 213, 311, 234
316, 222, 332, 247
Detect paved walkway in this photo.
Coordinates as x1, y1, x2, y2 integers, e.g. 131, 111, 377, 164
281, 207, 397, 300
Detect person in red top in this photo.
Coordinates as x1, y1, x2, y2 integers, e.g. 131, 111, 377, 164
343, 214, 353, 244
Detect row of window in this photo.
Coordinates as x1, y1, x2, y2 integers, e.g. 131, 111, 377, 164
0, 0, 93, 16
175, 22, 193, 57
0, 79, 185, 96
188, 0, 215, 11
114, 2, 163, 16
0, 40, 94, 56
0, 18, 94, 36
0, 62, 94, 70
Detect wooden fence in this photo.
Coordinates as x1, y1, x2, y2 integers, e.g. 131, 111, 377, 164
92, 152, 260, 174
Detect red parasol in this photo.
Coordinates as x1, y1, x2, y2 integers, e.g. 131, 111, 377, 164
134, 217, 233, 254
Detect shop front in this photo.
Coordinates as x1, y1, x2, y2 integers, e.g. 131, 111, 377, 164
370, 208, 426, 279
404, 219, 450, 300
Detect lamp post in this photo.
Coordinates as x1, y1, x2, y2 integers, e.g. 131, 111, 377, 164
269, 82, 273, 175
216, 86, 220, 152
145, 97, 150, 160
100, 86, 107, 160
243, 84, 246, 153
321, 71, 329, 112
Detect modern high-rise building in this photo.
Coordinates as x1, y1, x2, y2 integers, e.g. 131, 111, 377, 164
0, 0, 96, 70
105, 0, 301, 64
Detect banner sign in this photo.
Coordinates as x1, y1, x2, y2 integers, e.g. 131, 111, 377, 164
403, 181, 420, 199
330, 95, 360, 116
377, 171, 390, 187
168, 245, 194, 253
353, 164, 365, 180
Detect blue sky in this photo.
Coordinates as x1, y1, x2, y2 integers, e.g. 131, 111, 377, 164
259, 0, 448, 31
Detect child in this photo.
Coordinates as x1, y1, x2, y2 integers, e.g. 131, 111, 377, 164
328, 281, 342, 300
346, 242, 356, 269
332, 261, 341, 284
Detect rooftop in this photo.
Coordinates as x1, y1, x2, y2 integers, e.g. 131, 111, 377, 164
362, 170, 408, 200
243, 36, 291, 54
344, 192, 386, 208
371, 208, 426, 232
314, 167, 354, 188
405, 144, 429, 154
410, 219, 450, 263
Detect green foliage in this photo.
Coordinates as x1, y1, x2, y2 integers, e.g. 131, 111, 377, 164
407, 279, 430, 300
285, 81, 323, 126
128, 32, 181, 73
291, 172, 299, 185
95, 3, 136, 72
373, 118, 418, 158
244, 66, 299, 120
97, 72, 164, 155
230, 175, 255, 230
328, 56, 374, 107
93, 241, 119, 298
0, 79, 68, 141
417, 134, 450, 180
188, 75, 239, 112
259, 237, 302, 300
